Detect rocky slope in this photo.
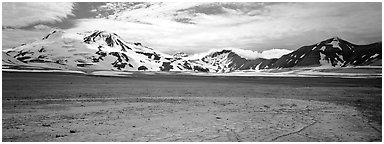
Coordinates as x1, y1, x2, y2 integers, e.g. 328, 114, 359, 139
269, 37, 382, 69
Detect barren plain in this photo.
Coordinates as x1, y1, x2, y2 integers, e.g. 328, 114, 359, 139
2, 72, 382, 142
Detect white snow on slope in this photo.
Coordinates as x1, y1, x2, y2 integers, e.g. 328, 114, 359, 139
3, 30, 175, 72
370, 54, 380, 59
320, 46, 326, 51
187, 48, 292, 60
319, 53, 333, 68
330, 37, 343, 50
330, 39, 342, 51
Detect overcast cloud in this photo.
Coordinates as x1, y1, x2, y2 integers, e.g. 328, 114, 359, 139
2, 2, 382, 59
2, 2, 74, 28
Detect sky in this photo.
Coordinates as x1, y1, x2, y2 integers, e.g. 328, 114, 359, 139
2, 2, 382, 59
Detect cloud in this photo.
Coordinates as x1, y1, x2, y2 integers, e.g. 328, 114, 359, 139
95, 2, 204, 23
2, 2, 74, 28
231, 48, 293, 59
33, 24, 53, 30
67, 2, 381, 55
2, 29, 54, 49
260, 49, 293, 59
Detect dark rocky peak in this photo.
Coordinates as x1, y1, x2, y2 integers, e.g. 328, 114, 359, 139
83, 30, 132, 52
83, 30, 156, 53
207, 49, 233, 58
84, 30, 120, 45
316, 36, 355, 50
42, 30, 64, 40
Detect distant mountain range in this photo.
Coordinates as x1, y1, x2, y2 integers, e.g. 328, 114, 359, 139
2, 30, 382, 73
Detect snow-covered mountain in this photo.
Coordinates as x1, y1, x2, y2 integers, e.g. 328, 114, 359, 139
2, 30, 382, 73
4, 30, 165, 71
184, 37, 381, 72
269, 37, 382, 68
188, 50, 277, 72
3, 30, 213, 72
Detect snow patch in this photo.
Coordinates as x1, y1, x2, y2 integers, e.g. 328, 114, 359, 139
335, 53, 344, 61
91, 71, 133, 77
300, 54, 306, 59
370, 54, 380, 59
320, 46, 326, 51
335, 53, 344, 66
347, 44, 353, 50
254, 63, 262, 71
319, 53, 333, 68
330, 38, 342, 50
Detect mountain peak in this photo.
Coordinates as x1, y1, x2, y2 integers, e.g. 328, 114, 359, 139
320, 36, 344, 43
42, 30, 64, 40
2, 29, 381, 73
332, 36, 341, 41
317, 36, 351, 49
208, 49, 233, 57
83, 30, 133, 52
83, 30, 119, 43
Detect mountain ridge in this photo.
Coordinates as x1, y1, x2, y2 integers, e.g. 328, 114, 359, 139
2, 30, 381, 73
